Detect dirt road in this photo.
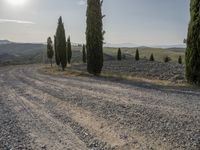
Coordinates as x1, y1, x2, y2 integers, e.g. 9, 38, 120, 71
0, 65, 200, 150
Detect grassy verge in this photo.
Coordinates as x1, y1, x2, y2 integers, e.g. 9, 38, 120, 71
40, 64, 196, 89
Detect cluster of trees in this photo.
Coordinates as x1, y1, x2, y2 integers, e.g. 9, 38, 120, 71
47, 0, 104, 75
47, 17, 70, 71
47, 0, 200, 85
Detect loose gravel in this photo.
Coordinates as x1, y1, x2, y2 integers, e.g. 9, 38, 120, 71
0, 65, 199, 150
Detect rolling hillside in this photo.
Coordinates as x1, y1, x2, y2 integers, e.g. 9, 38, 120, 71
0, 40, 185, 66
0, 42, 46, 65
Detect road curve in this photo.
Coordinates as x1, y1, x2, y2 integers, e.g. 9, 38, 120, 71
0, 65, 200, 150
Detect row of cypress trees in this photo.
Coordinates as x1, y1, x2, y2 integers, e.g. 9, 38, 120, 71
48, 0, 200, 85
117, 48, 141, 61
47, 17, 72, 70
117, 48, 183, 64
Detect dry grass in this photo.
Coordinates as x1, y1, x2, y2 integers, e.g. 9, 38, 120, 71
40, 64, 192, 88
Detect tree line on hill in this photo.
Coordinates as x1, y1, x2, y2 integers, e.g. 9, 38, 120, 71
47, 0, 200, 85
117, 48, 182, 64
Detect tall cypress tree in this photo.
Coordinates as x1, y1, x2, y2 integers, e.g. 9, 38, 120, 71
54, 35, 60, 66
86, 0, 104, 75
186, 0, 200, 84
117, 48, 122, 61
56, 16, 67, 71
135, 49, 140, 61
150, 53, 154, 61
82, 44, 87, 63
47, 37, 54, 67
67, 36, 72, 64
178, 56, 182, 64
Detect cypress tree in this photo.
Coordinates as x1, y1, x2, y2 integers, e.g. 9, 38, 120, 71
185, 0, 200, 84
178, 56, 182, 64
135, 49, 140, 61
54, 35, 60, 66
67, 36, 72, 64
86, 0, 104, 75
117, 48, 122, 61
47, 37, 54, 67
150, 53, 154, 61
82, 44, 87, 63
55, 16, 67, 71
164, 56, 171, 63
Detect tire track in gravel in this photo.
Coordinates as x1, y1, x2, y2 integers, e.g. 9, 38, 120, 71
2, 66, 170, 149
1, 71, 89, 150
17, 65, 198, 120
3, 67, 121, 149
24, 66, 200, 116
14, 66, 200, 149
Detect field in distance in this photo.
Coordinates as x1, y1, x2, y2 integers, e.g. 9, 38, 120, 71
0, 41, 185, 65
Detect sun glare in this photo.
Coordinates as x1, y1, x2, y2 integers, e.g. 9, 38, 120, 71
6, 0, 27, 6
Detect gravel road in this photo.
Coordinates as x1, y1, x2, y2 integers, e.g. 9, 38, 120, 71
0, 65, 200, 150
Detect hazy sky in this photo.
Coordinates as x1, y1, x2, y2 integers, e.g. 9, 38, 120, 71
0, 0, 190, 45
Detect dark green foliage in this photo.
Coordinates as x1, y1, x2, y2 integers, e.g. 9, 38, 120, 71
164, 56, 171, 63
178, 56, 182, 64
67, 36, 72, 64
117, 48, 122, 61
82, 44, 87, 63
54, 36, 60, 66
135, 49, 139, 61
86, 0, 104, 75
55, 16, 67, 71
150, 53, 154, 61
185, 0, 200, 84
47, 37, 54, 67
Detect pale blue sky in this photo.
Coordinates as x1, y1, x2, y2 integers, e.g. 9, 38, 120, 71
0, 0, 190, 45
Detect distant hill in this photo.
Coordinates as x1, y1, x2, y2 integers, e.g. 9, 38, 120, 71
0, 42, 46, 65
0, 41, 115, 66
0, 40, 12, 45
104, 42, 186, 49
